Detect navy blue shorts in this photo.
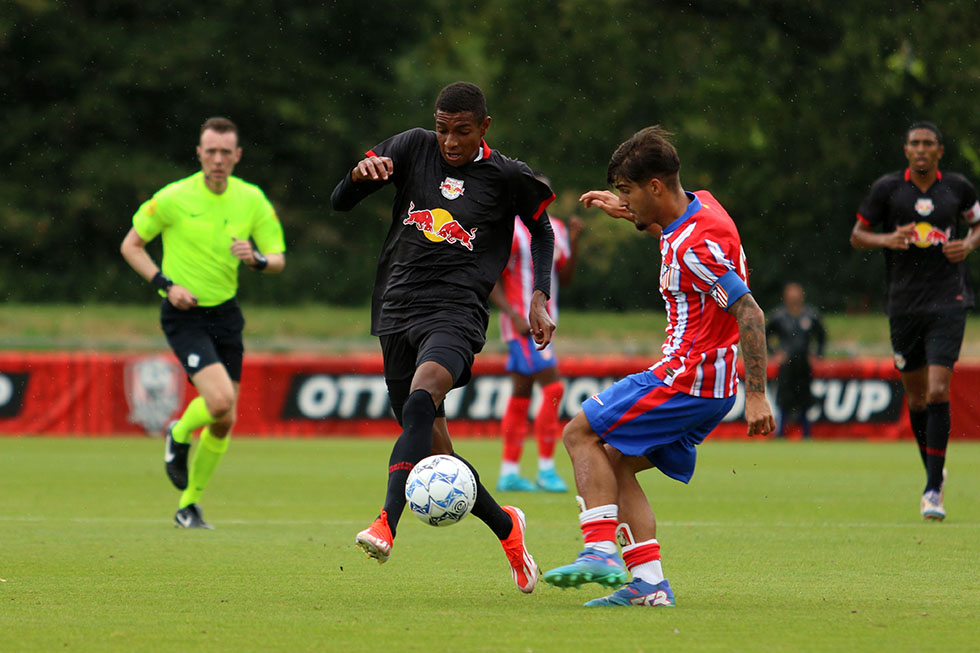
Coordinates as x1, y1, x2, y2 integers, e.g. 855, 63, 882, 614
505, 335, 558, 376
582, 371, 735, 483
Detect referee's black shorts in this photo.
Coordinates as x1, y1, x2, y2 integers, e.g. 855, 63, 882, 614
160, 297, 245, 381
888, 309, 967, 372
379, 320, 484, 424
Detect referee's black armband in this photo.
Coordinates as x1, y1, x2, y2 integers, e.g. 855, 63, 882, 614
151, 272, 174, 292
250, 251, 268, 271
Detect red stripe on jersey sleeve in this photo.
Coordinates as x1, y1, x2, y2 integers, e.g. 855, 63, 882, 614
856, 213, 870, 226
365, 149, 378, 158
531, 193, 557, 221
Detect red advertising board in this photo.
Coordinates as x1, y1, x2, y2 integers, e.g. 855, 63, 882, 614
1, 351, 979, 440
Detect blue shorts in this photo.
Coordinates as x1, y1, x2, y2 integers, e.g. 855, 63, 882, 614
505, 336, 558, 376
582, 371, 735, 483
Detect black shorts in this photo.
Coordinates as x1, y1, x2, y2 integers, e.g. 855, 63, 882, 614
379, 321, 483, 423
160, 298, 245, 381
888, 309, 966, 372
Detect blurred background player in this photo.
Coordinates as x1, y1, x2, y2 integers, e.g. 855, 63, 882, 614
543, 126, 774, 607
331, 81, 555, 593
491, 183, 583, 493
850, 120, 980, 521
120, 117, 286, 529
766, 282, 826, 439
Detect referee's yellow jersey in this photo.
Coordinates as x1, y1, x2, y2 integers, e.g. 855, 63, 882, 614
133, 172, 286, 306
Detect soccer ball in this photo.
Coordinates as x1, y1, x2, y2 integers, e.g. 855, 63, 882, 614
405, 455, 477, 527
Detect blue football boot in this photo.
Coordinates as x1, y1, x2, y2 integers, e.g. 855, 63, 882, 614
543, 548, 628, 588
536, 468, 568, 492
584, 578, 675, 607
496, 473, 537, 492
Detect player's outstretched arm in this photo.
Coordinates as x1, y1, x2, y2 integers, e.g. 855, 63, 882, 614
331, 155, 395, 212
730, 293, 775, 437
580, 190, 633, 221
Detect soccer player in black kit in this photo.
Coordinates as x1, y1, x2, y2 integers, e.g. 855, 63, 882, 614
331, 82, 556, 592
851, 121, 980, 521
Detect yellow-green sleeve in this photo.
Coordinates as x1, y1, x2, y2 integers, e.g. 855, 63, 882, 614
132, 195, 169, 242
251, 191, 286, 254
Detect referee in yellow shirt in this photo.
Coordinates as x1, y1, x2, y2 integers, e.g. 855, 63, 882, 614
121, 117, 286, 529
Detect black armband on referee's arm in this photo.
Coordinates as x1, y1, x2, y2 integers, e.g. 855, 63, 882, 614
151, 272, 174, 292
250, 251, 268, 271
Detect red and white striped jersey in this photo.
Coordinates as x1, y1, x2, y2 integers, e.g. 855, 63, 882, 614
650, 190, 750, 399
499, 216, 570, 341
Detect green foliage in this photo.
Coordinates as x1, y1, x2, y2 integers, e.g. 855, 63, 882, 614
3, 1, 980, 310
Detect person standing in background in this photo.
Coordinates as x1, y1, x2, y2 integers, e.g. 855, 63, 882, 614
766, 282, 826, 439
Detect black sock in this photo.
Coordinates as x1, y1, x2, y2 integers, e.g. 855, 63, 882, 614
924, 402, 950, 492
452, 453, 514, 540
383, 390, 436, 536
909, 408, 928, 469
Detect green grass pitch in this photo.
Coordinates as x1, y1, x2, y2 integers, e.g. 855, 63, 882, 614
1, 437, 977, 651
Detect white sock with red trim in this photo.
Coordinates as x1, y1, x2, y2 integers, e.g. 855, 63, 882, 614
579, 504, 618, 554
623, 538, 664, 584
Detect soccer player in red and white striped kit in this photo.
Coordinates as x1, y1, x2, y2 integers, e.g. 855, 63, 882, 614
544, 126, 774, 607
491, 196, 583, 493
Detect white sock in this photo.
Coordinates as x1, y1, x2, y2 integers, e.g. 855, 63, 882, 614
623, 539, 665, 584
538, 457, 555, 472
500, 461, 520, 477
579, 504, 618, 523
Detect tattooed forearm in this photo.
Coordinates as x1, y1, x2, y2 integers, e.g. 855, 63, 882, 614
731, 294, 768, 393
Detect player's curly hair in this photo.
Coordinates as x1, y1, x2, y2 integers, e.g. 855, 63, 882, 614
607, 125, 680, 188
435, 82, 488, 123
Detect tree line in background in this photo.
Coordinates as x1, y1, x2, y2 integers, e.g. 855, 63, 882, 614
3, 0, 980, 313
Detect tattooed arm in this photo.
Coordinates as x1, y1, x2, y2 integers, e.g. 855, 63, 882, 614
730, 293, 776, 436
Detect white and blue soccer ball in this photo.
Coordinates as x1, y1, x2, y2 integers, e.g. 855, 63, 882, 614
405, 455, 477, 527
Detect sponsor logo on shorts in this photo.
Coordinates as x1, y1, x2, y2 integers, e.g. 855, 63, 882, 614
187, 353, 200, 368
590, 394, 604, 406
894, 353, 906, 370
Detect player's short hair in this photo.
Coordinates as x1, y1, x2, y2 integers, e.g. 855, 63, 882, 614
906, 121, 943, 145
200, 116, 238, 138
534, 172, 552, 187
607, 125, 681, 189
435, 82, 488, 123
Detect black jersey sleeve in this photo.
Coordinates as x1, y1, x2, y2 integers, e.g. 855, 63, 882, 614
949, 173, 980, 224
512, 164, 556, 299
856, 174, 894, 228
330, 128, 428, 211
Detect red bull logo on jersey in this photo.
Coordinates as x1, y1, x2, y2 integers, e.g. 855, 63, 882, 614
403, 201, 478, 251
910, 221, 951, 248
914, 197, 935, 217
439, 176, 465, 200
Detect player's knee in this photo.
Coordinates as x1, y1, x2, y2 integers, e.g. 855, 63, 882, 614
562, 415, 596, 451
205, 391, 236, 419
926, 387, 950, 404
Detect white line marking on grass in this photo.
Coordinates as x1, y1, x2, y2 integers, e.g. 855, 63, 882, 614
0, 515, 977, 529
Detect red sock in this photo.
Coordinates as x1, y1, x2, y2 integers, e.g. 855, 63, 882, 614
501, 396, 530, 464
534, 381, 564, 460
622, 540, 661, 569
581, 518, 618, 545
